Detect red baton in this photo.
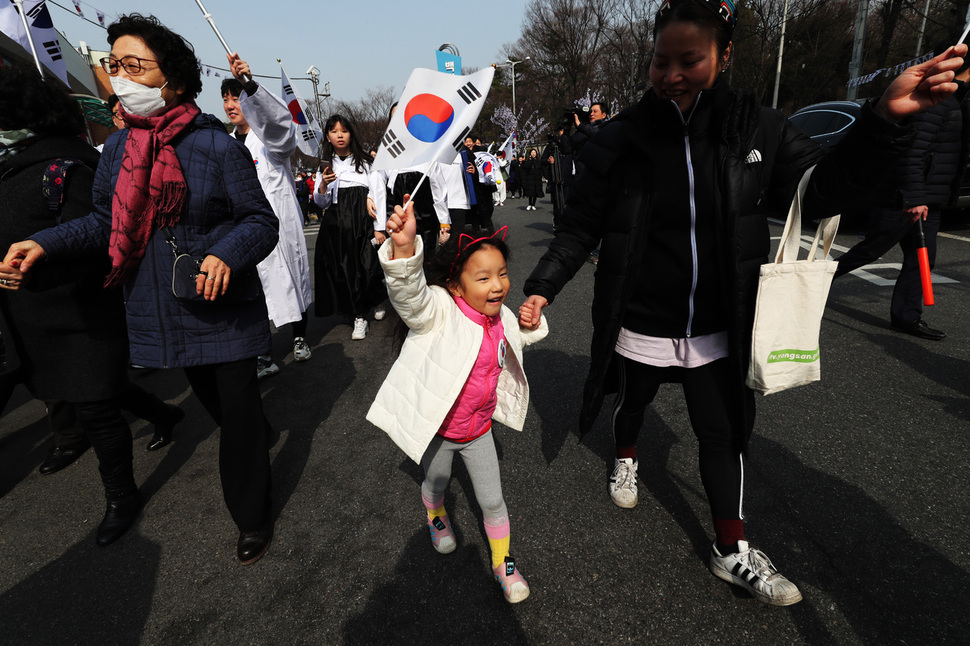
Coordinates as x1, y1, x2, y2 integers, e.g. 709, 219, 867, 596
916, 218, 934, 306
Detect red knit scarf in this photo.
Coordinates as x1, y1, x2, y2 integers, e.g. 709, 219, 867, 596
104, 101, 201, 287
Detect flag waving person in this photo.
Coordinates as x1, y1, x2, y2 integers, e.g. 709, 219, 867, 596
224, 53, 313, 377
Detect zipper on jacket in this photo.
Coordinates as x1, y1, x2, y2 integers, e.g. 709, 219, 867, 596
468, 318, 497, 440
672, 96, 703, 338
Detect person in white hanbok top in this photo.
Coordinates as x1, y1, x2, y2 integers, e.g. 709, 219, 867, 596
313, 115, 387, 340
224, 55, 313, 376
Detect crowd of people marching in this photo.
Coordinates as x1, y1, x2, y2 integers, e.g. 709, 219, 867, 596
1, 0, 968, 607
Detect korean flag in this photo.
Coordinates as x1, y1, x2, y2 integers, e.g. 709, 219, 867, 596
373, 66, 495, 172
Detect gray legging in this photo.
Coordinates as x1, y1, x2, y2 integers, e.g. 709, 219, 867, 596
420, 432, 508, 522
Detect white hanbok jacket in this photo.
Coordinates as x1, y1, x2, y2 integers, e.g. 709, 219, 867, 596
366, 237, 548, 464
238, 85, 312, 327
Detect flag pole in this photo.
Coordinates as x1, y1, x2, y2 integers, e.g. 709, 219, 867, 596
402, 172, 429, 212
194, 0, 251, 84
12, 0, 45, 78
958, 18, 970, 47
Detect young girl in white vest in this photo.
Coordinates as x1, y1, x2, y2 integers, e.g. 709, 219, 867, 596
366, 195, 548, 603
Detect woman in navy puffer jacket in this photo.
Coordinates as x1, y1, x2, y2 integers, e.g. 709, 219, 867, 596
5, 14, 279, 564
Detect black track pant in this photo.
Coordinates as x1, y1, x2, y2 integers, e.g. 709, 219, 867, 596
611, 355, 743, 521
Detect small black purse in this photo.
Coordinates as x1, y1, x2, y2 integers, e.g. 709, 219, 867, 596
163, 228, 260, 304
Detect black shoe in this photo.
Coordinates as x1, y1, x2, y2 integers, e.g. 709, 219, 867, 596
237, 525, 273, 565
38, 440, 91, 475
96, 492, 141, 547
891, 317, 946, 341
146, 404, 185, 451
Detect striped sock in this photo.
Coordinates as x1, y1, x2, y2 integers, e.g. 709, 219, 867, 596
484, 515, 511, 569
422, 493, 446, 521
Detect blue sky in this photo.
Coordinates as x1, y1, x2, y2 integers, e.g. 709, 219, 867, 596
52, 0, 529, 116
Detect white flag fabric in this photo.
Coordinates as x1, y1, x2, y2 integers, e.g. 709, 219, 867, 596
373, 66, 495, 172
0, 0, 69, 84
280, 65, 323, 157
499, 130, 516, 160
474, 151, 501, 186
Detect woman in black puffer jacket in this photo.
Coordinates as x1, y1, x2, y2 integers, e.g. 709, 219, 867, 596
519, 148, 544, 210
518, 0, 966, 607
0, 66, 144, 547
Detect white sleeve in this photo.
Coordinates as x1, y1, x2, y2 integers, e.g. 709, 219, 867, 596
313, 171, 335, 210
429, 163, 450, 225
368, 167, 387, 231
239, 85, 298, 161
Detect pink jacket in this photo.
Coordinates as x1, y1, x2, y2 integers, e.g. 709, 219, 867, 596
437, 296, 505, 442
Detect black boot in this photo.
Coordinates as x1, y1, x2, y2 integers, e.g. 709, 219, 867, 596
146, 404, 185, 451
96, 492, 141, 547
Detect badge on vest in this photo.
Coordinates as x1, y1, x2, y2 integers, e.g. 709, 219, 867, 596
498, 339, 507, 369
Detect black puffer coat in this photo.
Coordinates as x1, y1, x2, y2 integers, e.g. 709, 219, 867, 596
0, 135, 129, 402
874, 81, 969, 208
520, 157, 544, 199
524, 80, 914, 448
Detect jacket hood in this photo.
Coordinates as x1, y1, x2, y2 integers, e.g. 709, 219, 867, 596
1, 135, 100, 175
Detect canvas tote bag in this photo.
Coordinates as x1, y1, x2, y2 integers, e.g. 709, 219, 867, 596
746, 166, 840, 395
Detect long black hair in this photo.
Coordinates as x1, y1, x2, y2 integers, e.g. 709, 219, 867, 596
322, 114, 370, 173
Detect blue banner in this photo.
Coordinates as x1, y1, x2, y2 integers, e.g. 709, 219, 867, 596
436, 50, 462, 75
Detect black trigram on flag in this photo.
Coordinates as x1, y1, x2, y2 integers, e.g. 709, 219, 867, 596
283, 83, 293, 95
451, 126, 471, 154
382, 129, 406, 159
301, 130, 318, 143
43, 40, 62, 62
456, 82, 482, 105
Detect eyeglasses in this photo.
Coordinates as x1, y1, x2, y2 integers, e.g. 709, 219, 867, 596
100, 55, 159, 76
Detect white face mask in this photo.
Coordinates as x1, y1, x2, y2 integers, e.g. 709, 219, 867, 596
109, 75, 170, 118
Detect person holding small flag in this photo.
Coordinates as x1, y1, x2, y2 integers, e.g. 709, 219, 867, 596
367, 198, 548, 604
224, 53, 314, 376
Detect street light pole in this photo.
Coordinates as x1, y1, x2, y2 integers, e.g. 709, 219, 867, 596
499, 57, 529, 119
771, 0, 790, 110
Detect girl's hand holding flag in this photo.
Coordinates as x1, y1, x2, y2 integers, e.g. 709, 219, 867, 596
387, 194, 417, 259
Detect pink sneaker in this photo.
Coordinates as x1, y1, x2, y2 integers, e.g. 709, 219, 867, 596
428, 515, 456, 554
493, 556, 530, 603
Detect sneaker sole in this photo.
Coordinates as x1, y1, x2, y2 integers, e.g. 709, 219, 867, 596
504, 582, 530, 604
709, 561, 803, 606
432, 536, 456, 554
610, 493, 638, 509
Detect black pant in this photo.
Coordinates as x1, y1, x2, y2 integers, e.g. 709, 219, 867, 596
448, 208, 469, 235
184, 358, 272, 532
48, 383, 175, 446
834, 206, 941, 323
72, 399, 136, 501
611, 355, 743, 520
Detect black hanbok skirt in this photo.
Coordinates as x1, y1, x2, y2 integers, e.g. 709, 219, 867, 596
313, 185, 386, 317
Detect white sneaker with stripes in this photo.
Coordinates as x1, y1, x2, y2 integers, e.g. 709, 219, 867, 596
709, 540, 802, 606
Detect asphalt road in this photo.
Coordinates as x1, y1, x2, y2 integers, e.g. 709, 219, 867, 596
1, 198, 968, 645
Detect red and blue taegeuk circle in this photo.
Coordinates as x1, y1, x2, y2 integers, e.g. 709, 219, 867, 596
288, 100, 308, 125
404, 94, 454, 143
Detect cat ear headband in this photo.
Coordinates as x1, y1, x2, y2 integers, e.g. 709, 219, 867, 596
450, 226, 509, 277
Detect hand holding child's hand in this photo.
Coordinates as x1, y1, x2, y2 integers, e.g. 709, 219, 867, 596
519, 295, 548, 330
387, 195, 417, 259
